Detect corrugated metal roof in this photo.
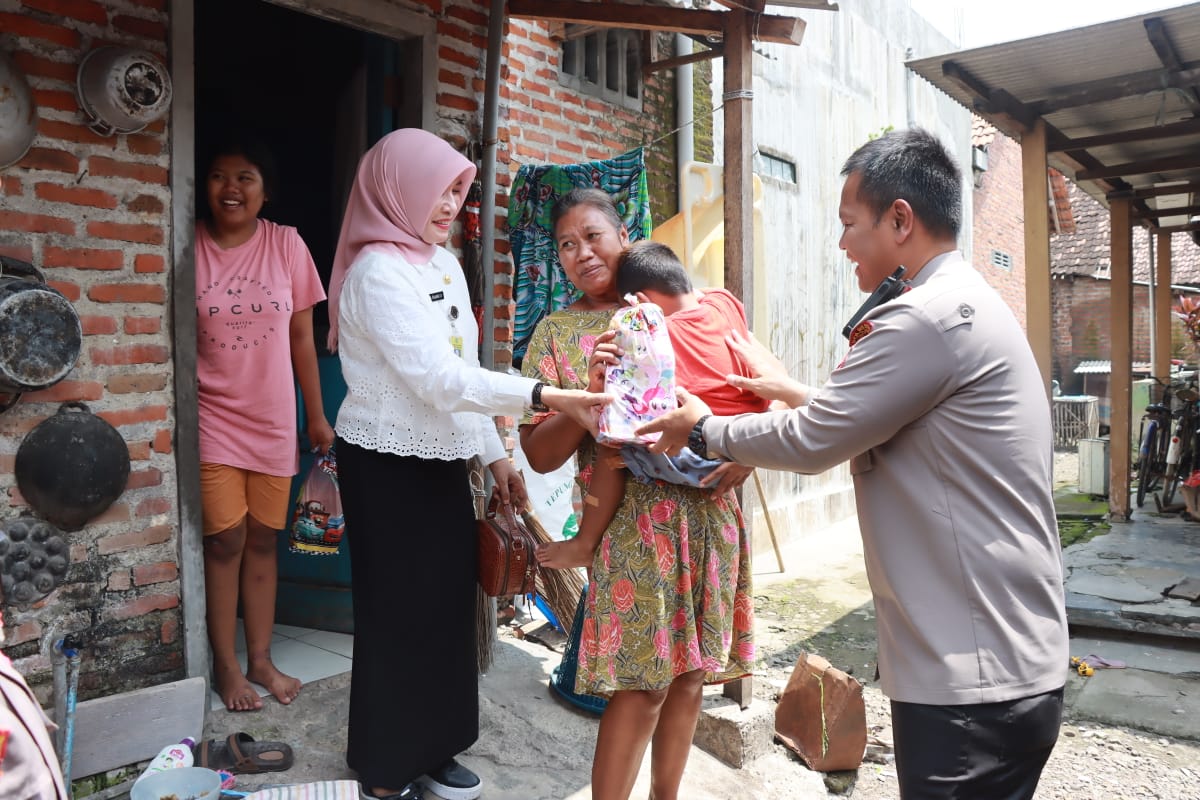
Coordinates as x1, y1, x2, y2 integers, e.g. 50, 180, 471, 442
1075, 360, 1154, 374
907, 3, 1200, 226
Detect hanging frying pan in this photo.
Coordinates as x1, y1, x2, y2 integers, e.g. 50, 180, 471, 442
0, 255, 83, 412
15, 402, 131, 531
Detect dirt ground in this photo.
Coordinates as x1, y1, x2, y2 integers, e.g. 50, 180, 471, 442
743, 449, 1200, 798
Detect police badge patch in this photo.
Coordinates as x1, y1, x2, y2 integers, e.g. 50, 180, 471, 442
848, 320, 874, 346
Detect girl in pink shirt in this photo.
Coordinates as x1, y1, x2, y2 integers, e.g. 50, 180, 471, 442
195, 140, 334, 712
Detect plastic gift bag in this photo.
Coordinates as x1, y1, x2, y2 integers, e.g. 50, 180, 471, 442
597, 300, 677, 446
289, 448, 345, 555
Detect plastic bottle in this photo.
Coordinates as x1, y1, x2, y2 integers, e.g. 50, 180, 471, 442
134, 738, 195, 784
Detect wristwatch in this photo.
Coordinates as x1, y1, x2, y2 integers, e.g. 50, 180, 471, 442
687, 414, 712, 457
530, 381, 550, 412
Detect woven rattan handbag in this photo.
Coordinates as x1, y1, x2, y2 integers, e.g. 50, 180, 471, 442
477, 495, 538, 597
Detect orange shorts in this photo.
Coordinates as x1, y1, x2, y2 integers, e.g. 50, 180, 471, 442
199, 462, 292, 535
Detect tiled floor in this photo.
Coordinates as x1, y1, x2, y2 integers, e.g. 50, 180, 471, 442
208, 621, 354, 710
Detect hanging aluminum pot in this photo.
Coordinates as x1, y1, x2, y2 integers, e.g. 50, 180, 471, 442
0, 515, 69, 608
0, 255, 82, 412
15, 402, 131, 531
75, 46, 172, 136
0, 48, 37, 169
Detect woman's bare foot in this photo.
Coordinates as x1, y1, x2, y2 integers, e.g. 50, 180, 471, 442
214, 661, 263, 712
536, 538, 596, 569
246, 657, 302, 705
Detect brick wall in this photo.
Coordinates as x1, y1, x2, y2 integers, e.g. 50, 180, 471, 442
970, 131, 1027, 330
0, 0, 179, 701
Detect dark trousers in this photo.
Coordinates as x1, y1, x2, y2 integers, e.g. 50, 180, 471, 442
890, 688, 1064, 800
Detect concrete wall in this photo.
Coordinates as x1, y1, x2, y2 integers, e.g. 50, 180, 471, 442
712, 0, 972, 546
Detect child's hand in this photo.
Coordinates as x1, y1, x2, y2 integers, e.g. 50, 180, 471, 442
587, 329, 622, 392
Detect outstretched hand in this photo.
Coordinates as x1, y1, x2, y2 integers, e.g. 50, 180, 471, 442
636, 387, 711, 456
726, 330, 811, 408
540, 386, 611, 438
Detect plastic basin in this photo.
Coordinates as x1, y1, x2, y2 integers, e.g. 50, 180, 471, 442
130, 767, 221, 800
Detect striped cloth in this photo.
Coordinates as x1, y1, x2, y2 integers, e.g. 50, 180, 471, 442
507, 148, 652, 361
244, 781, 360, 800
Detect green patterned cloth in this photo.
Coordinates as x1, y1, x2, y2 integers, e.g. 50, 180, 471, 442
508, 149, 652, 362
521, 309, 755, 695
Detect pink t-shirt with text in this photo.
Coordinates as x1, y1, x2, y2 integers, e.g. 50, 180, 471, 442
195, 219, 325, 476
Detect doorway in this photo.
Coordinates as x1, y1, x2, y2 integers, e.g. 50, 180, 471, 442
194, 0, 424, 337
191, 0, 426, 635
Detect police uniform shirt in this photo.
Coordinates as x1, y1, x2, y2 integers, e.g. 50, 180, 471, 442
706, 251, 1069, 706
0, 651, 68, 800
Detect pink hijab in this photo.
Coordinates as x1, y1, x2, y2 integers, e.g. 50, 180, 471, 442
326, 128, 477, 352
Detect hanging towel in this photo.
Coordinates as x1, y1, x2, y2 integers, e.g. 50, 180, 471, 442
508, 149, 652, 361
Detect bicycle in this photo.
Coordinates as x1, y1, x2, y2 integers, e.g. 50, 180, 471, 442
1135, 378, 1176, 508
1160, 382, 1199, 508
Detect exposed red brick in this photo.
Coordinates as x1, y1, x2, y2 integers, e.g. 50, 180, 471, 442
128, 441, 152, 461
86, 221, 164, 245
88, 283, 166, 304
90, 344, 169, 366
123, 316, 161, 335
0, 175, 21, 196
112, 14, 166, 39
96, 524, 171, 555
437, 93, 478, 112
126, 468, 164, 491
132, 560, 176, 586
42, 246, 124, 270
126, 194, 164, 214
0, 13, 81, 47
0, 211, 74, 235
4, 620, 42, 647
21, 0, 108, 25
134, 254, 165, 273
135, 496, 172, 517
0, 243, 34, 262
12, 52, 77, 83
107, 570, 132, 591
106, 592, 179, 621
107, 372, 168, 393
17, 147, 79, 174
152, 428, 172, 454
38, 119, 116, 148
46, 280, 80, 301
24, 380, 104, 403
35, 182, 118, 209
87, 157, 169, 185
80, 314, 119, 335
126, 135, 163, 156
31, 88, 77, 111
97, 405, 168, 427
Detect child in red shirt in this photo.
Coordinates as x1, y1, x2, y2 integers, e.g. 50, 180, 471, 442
537, 240, 768, 569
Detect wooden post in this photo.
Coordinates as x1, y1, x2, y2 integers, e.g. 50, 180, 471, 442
1155, 232, 1173, 381
722, 8, 754, 710
1109, 197, 1134, 520
1020, 119, 1053, 395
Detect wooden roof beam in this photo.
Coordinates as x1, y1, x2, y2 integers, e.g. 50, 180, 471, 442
1076, 151, 1200, 181
942, 60, 1036, 134
1153, 220, 1200, 234
715, 0, 839, 9
1109, 180, 1200, 200
507, 0, 806, 46
1031, 63, 1200, 115
1144, 17, 1200, 109
643, 46, 722, 75
1134, 203, 1200, 220
1050, 118, 1200, 152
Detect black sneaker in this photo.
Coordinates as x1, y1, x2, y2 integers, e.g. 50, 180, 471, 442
416, 759, 481, 800
359, 781, 423, 800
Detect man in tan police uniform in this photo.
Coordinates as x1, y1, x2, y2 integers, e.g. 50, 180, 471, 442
641, 128, 1068, 799
1, 613, 68, 800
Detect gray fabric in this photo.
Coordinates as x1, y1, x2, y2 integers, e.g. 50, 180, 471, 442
0, 652, 67, 800
706, 252, 1068, 705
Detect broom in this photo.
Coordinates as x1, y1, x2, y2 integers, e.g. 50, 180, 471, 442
469, 459, 497, 673
521, 506, 587, 635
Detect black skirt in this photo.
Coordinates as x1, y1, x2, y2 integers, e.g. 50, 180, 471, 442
338, 439, 478, 787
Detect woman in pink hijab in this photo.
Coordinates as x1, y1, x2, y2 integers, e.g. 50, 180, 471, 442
329, 129, 605, 800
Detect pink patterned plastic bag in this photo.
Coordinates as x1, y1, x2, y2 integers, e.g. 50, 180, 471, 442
597, 301, 677, 446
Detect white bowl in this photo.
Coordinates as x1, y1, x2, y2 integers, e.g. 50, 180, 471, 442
130, 767, 222, 800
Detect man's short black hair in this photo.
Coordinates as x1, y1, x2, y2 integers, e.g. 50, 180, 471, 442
840, 127, 962, 240
616, 240, 692, 297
